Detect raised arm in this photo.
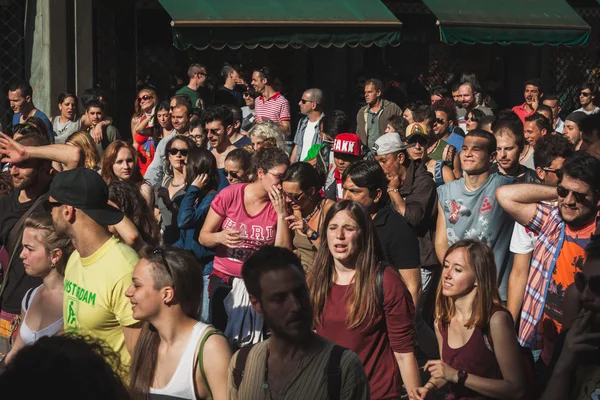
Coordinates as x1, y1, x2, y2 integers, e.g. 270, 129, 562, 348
496, 183, 557, 226
0, 132, 82, 170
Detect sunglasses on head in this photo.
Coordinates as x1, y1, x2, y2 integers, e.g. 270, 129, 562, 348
152, 248, 173, 278
167, 147, 189, 157
575, 271, 600, 296
557, 185, 590, 203
137, 95, 152, 103
223, 170, 240, 180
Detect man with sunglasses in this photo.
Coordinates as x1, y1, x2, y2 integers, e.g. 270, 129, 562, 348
432, 100, 464, 154
290, 88, 324, 163
47, 168, 141, 373
574, 82, 599, 115
498, 152, 600, 369
176, 63, 209, 110
145, 102, 191, 188
511, 78, 543, 123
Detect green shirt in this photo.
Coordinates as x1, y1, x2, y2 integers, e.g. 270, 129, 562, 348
176, 86, 202, 109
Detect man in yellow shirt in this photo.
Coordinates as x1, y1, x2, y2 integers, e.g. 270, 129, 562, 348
47, 168, 141, 374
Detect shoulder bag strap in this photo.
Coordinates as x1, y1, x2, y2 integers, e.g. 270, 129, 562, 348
376, 263, 387, 311
0, 195, 46, 300
197, 328, 227, 400
326, 345, 346, 400
232, 344, 255, 390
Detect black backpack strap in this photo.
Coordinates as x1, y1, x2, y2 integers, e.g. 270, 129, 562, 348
232, 344, 255, 390
326, 345, 346, 400
376, 263, 387, 310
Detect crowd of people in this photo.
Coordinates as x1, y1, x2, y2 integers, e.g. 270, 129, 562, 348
0, 63, 599, 400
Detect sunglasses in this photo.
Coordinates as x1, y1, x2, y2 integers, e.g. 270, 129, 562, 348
300, 99, 315, 105
435, 118, 446, 125
580, 92, 592, 97
206, 128, 223, 135
137, 95, 152, 103
224, 170, 240, 180
557, 185, 590, 203
167, 147, 189, 157
466, 116, 478, 122
44, 200, 64, 212
283, 191, 305, 203
575, 271, 600, 296
152, 248, 173, 278
189, 134, 204, 141
542, 167, 559, 174
243, 92, 251, 97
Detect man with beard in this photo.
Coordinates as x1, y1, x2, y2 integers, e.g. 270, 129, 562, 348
563, 111, 587, 151
512, 78, 543, 123
228, 246, 369, 399
497, 152, 600, 369
47, 168, 140, 372
522, 113, 553, 170
491, 120, 538, 182
201, 105, 236, 169
456, 82, 493, 117
145, 102, 191, 188
0, 133, 81, 356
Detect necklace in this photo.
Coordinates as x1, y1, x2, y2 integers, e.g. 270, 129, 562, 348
170, 180, 185, 187
302, 199, 323, 224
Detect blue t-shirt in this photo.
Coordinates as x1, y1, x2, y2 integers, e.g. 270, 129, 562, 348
232, 135, 251, 149
437, 174, 514, 300
13, 110, 54, 143
446, 132, 465, 154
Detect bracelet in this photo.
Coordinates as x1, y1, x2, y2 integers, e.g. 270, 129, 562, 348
424, 382, 438, 392
387, 188, 399, 193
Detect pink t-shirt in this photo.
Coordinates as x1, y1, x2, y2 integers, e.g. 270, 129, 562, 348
211, 184, 278, 278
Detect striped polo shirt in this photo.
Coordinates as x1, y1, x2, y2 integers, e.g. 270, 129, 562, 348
254, 92, 291, 125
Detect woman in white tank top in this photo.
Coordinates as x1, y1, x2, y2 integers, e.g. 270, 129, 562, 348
2, 214, 73, 365
126, 246, 232, 400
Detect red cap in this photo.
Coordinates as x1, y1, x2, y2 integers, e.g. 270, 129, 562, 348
333, 133, 362, 156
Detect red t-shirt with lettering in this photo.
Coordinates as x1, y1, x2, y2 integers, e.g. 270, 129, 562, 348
210, 184, 278, 278
316, 267, 416, 399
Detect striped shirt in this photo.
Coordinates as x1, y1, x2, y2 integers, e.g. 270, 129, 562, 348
254, 92, 291, 125
227, 338, 370, 400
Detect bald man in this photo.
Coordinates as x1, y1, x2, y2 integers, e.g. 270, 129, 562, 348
291, 88, 325, 163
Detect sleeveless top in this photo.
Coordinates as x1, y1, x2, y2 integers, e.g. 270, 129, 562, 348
433, 160, 445, 187
149, 321, 210, 399
427, 139, 457, 169
52, 117, 82, 144
439, 309, 505, 400
19, 285, 63, 345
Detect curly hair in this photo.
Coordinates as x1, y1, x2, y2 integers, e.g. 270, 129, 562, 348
533, 134, 574, 170
66, 131, 101, 170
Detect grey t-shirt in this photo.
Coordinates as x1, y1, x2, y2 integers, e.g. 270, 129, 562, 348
437, 174, 514, 300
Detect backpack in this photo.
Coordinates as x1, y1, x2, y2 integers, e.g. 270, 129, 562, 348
232, 343, 346, 399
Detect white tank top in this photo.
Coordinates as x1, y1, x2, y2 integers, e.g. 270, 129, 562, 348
149, 321, 210, 399
19, 285, 63, 345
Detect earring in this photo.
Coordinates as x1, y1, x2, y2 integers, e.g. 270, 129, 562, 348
50, 263, 57, 269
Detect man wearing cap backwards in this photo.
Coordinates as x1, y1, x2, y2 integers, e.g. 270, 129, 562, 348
324, 133, 363, 201
563, 111, 587, 151
0, 132, 81, 357
435, 129, 515, 302
47, 168, 141, 372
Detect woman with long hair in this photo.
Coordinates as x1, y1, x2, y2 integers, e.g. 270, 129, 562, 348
199, 147, 291, 332
127, 246, 231, 400
410, 240, 525, 400
66, 131, 101, 171
51, 92, 81, 144
466, 109, 486, 132
3, 214, 74, 364
131, 90, 161, 176
174, 147, 222, 323
223, 148, 251, 185
101, 140, 154, 209
309, 200, 420, 399
157, 135, 194, 245
131, 87, 158, 136
282, 162, 334, 272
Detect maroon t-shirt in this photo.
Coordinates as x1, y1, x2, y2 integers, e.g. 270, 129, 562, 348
316, 267, 416, 400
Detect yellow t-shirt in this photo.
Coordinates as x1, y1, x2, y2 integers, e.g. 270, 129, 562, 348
63, 236, 139, 371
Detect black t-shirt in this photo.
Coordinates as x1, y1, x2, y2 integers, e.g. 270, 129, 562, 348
0, 190, 49, 314
214, 86, 244, 107
373, 205, 421, 270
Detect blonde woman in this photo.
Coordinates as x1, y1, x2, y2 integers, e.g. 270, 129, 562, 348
66, 131, 101, 171
248, 121, 285, 152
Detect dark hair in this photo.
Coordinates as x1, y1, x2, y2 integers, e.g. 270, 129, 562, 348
365, 78, 383, 93
406, 100, 425, 112
460, 73, 482, 93
580, 114, 600, 141
524, 113, 552, 134
432, 98, 458, 125
57, 91, 78, 105
323, 110, 349, 139
341, 160, 388, 207
429, 85, 449, 99
467, 129, 497, 155
229, 104, 242, 124
251, 147, 290, 178
535, 104, 553, 118
542, 93, 560, 103
466, 108, 485, 122
558, 151, 600, 193
80, 88, 100, 109
254, 66, 272, 83
495, 109, 521, 125
533, 134, 574, 169
242, 246, 304, 301
494, 119, 525, 152
25, 116, 50, 140
0, 172, 13, 196
282, 162, 324, 192
201, 105, 233, 129
479, 115, 496, 130
387, 115, 408, 137
221, 63, 239, 79
9, 80, 32, 98
413, 105, 436, 128
170, 94, 193, 113
86, 99, 105, 113
184, 146, 219, 191
580, 82, 598, 95
129, 246, 203, 399
164, 135, 195, 177
108, 180, 160, 247
524, 78, 543, 92
225, 148, 252, 181
0, 333, 130, 399
151, 101, 172, 143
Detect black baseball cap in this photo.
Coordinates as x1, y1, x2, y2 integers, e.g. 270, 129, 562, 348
49, 168, 124, 226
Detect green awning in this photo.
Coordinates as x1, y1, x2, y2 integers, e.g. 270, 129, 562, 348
423, 0, 590, 46
158, 0, 402, 50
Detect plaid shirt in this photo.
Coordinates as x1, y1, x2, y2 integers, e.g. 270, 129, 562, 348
518, 203, 565, 348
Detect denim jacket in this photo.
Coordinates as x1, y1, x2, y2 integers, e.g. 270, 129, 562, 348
293, 113, 324, 162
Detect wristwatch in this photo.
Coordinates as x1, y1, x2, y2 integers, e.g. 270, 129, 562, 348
457, 370, 468, 386
307, 230, 319, 241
